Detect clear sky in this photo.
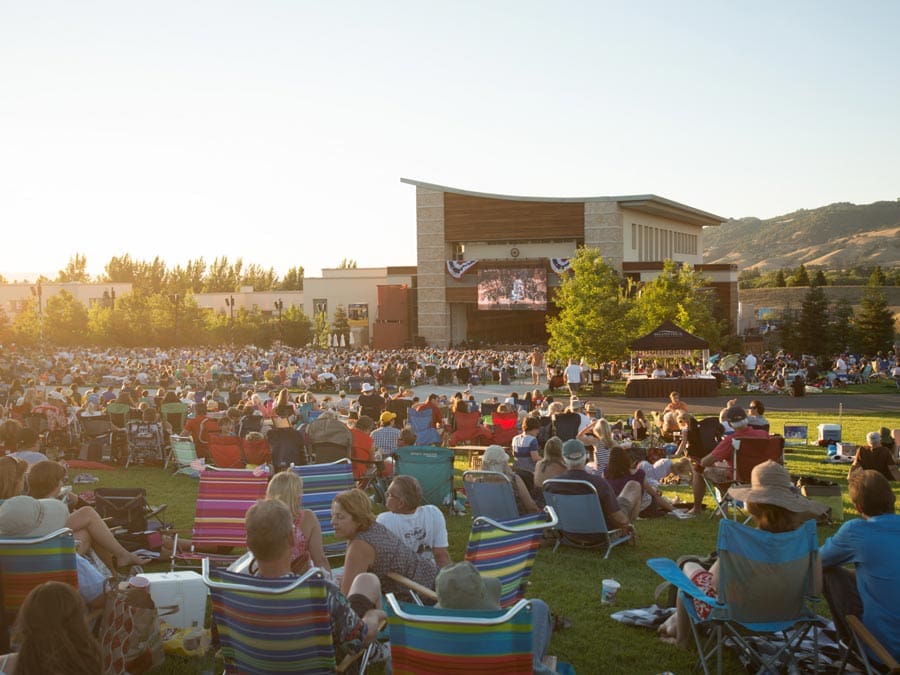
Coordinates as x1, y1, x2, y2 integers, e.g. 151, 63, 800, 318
2, 1, 898, 282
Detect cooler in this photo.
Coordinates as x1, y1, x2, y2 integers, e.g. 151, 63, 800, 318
817, 424, 842, 443
835, 442, 857, 459
137, 570, 208, 629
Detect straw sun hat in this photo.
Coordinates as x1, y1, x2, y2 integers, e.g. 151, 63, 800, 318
727, 461, 826, 515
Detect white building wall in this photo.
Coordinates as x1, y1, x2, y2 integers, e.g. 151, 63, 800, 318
620, 208, 705, 265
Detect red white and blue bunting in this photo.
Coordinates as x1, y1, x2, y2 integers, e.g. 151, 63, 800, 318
446, 259, 479, 279
549, 258, 571, 274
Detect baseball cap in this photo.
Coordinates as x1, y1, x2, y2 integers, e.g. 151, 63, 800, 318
379, 411, 397, 425
723, 406, 748, 424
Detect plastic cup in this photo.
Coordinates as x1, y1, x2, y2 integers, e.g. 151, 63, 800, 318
601, 578, 621, 605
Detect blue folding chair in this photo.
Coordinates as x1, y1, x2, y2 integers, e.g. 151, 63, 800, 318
541, 478, 633, 558
406, 407, 442, 446
647, 518, 820, 675
463, 470, 519, 521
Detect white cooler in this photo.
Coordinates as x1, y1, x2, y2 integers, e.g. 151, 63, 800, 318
817, 424, 842, 443
136, 570, 208, 629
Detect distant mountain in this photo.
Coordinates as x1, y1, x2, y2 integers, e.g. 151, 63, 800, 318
703, 200, 900, 271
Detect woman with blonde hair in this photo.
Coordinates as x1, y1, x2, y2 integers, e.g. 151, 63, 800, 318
579, 418, 615, 474
481, 445, 540, 516
534, 436, 566, 488
265, 469, 330, 575
0, 581, 102, 675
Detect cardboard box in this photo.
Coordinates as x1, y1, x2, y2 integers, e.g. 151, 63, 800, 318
801, 484, 843, 522
136, 571, 208, 629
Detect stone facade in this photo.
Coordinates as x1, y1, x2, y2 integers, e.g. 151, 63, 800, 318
584, 201, 624, 271
415, 186, 451, 347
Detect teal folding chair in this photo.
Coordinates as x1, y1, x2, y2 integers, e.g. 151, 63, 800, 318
647, 518, 820, 675
395, 446, 455, 510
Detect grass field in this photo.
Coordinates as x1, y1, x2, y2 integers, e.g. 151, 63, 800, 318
71, 410, 900, 674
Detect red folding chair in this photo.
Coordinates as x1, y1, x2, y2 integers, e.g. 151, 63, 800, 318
208, 434, 244, 468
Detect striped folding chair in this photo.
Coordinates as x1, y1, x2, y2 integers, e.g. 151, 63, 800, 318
0, 528, 78, 651
386, 592, 534, 675
464, 507, 558, 608
169, 434, 200, 474
292, 459, 354, 559
176, 467, 269, 567
203, 559, 372, 674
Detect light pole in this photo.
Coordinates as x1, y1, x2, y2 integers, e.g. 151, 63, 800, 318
169, 293, 180, 345
30, 281, 43, 350
225, 295, 235, 346
274, 299, 284, 342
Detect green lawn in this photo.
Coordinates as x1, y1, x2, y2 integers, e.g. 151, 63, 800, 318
71, 410, 900, 674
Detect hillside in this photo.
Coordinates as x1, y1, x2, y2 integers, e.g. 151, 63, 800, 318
703, 200, 900, 271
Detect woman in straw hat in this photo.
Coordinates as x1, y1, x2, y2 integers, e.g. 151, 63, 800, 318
659, 460, 826, 647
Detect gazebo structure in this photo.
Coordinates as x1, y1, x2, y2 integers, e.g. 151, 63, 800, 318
626, 321, 717, 398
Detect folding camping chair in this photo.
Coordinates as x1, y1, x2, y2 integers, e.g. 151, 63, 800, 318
125, 420, 166, 468
386, 593, 534, 675
698, 417, 725, 453
552, 412, 582, 442
208, 434, 245, 468
241, 436, 271, 466
491, 411, 519, 447
449, 411, 492, 447
160, 401, 189, 435
704, 435, 785, 519
0, 529, 78, 653
93, 487, 169, 537
838, 614, 900, 675
542, 478, 634, 558
395, 446, 455, 510
203, 560, 377, 674
462, 470, 519, 521
78, 414, 112, 461
175, 467, 269, 567
106, 402, 133, 460
307, 415, 353, 464
169, 434, 199, 474
464, 507, 558, 608
292, 459, 355, 560
406, 407, 442, 446
647, 518, 821, 675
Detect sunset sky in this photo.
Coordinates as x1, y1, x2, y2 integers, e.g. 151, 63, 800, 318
1, 1, 898, 282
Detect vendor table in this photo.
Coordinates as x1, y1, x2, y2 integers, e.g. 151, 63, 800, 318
624, 376, 719, 398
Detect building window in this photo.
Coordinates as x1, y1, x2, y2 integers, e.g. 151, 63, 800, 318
631, 224, 637, 250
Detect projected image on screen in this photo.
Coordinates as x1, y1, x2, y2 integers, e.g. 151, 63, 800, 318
477, 268, 547, 311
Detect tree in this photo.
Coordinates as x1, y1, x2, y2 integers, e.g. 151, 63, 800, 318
868, 266, 886, 287
12, 299, 41, 346
241, 264, 277, 292
204, 256, 240, 292
43, 290, 89, 345
331, 305, 351, 347
829, 298, 856, 355
56, 253, 90, 283
790, 264, 810, 287
796, 285, 830, 359
774, 270, 787, 287
547, 248, 635, 363
278, 266, 304, 291
778, 305, 801, 356
314, 311, 330, 348
854, 286, 896, 356
279, 305, 313, 347
338, 259, 357, 269
630, 259, 724, 349
812, 269, 827, 287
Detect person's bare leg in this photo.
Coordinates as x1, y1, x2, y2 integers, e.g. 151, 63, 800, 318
690, 469, 706, 515
348, 571, 382, 607
66, 506, 146, 567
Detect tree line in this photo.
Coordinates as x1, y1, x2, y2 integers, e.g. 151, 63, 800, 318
740, 264, 900, 289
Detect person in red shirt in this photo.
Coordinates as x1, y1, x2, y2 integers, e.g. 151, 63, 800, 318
698, 405, 768, 485
413, 393, 445, 429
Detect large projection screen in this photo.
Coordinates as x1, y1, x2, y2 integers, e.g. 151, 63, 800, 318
477, 268, 547, 311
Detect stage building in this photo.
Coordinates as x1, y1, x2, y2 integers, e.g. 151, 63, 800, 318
403, 178, 736, 347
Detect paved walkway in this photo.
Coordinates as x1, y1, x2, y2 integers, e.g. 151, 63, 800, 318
407, 378, 899, 416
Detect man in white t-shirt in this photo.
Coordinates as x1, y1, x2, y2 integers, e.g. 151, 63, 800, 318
376, 476, 450, 568
564, 359, 582, 397
743, 352, 758, 383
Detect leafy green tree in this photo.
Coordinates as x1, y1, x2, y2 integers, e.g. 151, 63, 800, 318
204, 256, 241, 292
43, 290, 89, 345
279, 305, 314, 347
854, 286, 896, 355
630, 259, 724, 349
12, 299, 41, 346
547, 248, 635, 363
278, 266, 304, 291
0, 307, 11, 344
241, 264, 277, 292
331, 305, 351, 346
829, 298, 856, 355
777, 306, 801, 355
314, 311, 330, 348
774, 270, 787, 287
868, 266, 886, 287
338, 259, 358, 269
56, 253, 90, 282
796, 285, 830, 358
790, 264, 810, 287
812, 269, 827, 287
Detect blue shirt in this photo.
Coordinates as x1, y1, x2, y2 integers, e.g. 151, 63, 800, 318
820, 514, 900, 660
512, 433, 539, 472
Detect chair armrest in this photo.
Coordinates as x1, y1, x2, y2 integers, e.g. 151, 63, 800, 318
646, 558, 722, 608
145, 504, 168, 520
386, 572, 439, 603
847, 615, 900, 671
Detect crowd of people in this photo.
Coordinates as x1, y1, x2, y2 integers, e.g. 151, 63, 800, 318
0, 342, 898, 672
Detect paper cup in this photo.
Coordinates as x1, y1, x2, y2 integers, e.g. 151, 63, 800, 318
601, 578, 621, 605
